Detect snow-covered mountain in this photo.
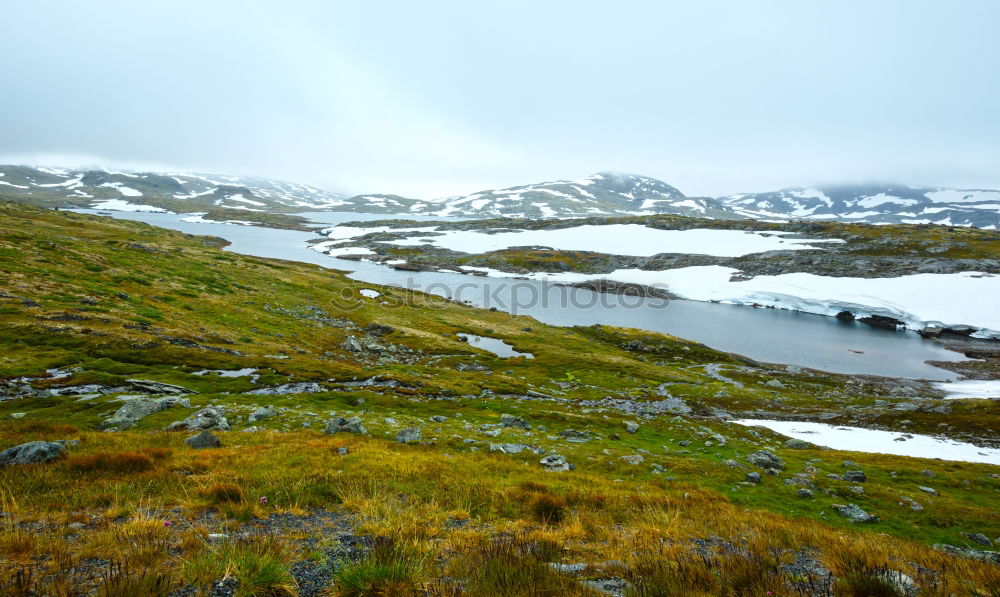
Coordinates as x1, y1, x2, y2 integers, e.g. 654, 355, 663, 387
3, 164, 999, 229
721, 184, 1000, 229
344, 172, 737, 219
0, 165, 350, 212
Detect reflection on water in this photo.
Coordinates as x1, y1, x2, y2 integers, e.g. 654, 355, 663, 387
79, 210, 965, 380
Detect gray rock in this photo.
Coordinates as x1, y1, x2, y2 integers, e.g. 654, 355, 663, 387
104, 396, 189, 430
918, 485, 938, 496
746, 450, 785, 470
832, 503, 879, 523
429, 415, 447, 423
933, 544, 1000, 564
324, 417, 366, 434
337, 447, 350, 455
619, 455, 644, 465
490, 443, 542, 455
500, 414, 531, 430
797, 488, 814, 498
8, 413, 25, 420
963, 533, 993, 547
899, 496, 923, 511
0, 441, 66, 466
247, 382, 323, 395
548, 562, 587, 575
558, 429, 591, 443
746, 472, 761, 484
247, 405, 276, 422
623, 421, 639, 434
126, 379, 193, 394
185, 430, 221, 449
765, 379, 785, 389
482, 429, 502, 437
874, 569, 918, 596
785, 438, 811, 449
843, 470, 867, 483
396, 427, 422, 443
165, 406, 230, 432
540, 454, 571, 472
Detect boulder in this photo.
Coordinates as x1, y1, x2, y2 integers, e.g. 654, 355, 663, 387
832, 503, 879, 523
103, 396, 189, 430
540, 454, 571, 472
185, 430, 221, 449
396, 428, 422, 443
500, 414, 531, 430
765, 379, 785, 389
126, 379, 193, 394
429, 415, 447, 423
784, 438, 811, 450
164, 406, 230, 432
623, 421, 640, 434
746, 472, 761, 484
489, 443, 542, 455
324, 417, 366, 434
557, 429, 591, 443
620, 454, 644, 465
247, 405, 276, 422
247, 383, 323, 395
0, 441, 66, 466
843, 470, 867, 483
746, 450, 785, 470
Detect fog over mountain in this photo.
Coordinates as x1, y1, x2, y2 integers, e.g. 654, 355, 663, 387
2, 1, 999, 198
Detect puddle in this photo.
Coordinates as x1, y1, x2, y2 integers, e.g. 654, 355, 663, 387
193, 368, 258, 379
457, 333, 534, 359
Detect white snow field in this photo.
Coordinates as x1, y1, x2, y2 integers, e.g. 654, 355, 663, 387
932, 379, 1000, 400
733, 419, 1000, 465
91, 199, 166, 212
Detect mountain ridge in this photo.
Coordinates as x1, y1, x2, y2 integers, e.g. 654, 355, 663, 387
2, 164, 999, 228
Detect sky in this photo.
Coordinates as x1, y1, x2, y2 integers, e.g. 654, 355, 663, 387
1, 0, 999, 199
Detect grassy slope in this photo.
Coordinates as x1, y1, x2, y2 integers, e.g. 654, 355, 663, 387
1, 203, 998, 595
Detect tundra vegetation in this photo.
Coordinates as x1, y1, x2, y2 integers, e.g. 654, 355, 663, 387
0, 203, 998, 595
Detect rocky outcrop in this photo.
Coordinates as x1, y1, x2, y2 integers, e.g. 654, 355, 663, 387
0, 441, 66, 466
165, 406, 230, 432
185, 430, 222, 449
324, 417, 366, 434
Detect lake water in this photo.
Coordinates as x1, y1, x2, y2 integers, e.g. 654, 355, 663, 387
80, 210, 966, 380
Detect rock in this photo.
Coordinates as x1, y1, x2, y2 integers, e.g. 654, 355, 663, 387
746, 472, 761, 484
843, 470, 867, 483
581, 578, 630, 596
247, 382, 323, 395
501, 414, 531, 430
482, 429, 502, 437
933, 544, 1000, 564
337, 447, 349, 455
242, 426, 261, 432
185, 430, 221, 449
558, 429, 591, 443
324, 417, 366, 434
874, 569, 918, 596
548, 562, 587, 575
899, 496, 923, 511
490, 443, 542, 455
125, 379, 193, 394
797, 488, 814, 498
832, 503, 879, 523
247, 405, 276, 422
620, 455, 644, 465
396, 428, 422, 443
623, 421, 639, 434
0, 441, 66, 466
540, 454, 571, 472
429, 415, 447, 423
784, 438, 811, 450
746, 450, 785, 471
104, 396, 189, 430
765, 379, 785, 389
8, 413, 25, 420
165, 406, 230, 432
963, 533, 993, 547
918, 485, 938, 496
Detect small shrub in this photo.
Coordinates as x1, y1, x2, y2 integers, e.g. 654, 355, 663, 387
528, 493, 567, 525
335, 537, 430, 597
97, 561, 173, 597
202, 482, 244, 504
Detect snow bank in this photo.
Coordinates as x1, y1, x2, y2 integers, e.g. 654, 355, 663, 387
932, 379, 1000, 400
91, 199, 166, 213
519, 266, 1000, 338
733, 419, 1000, 465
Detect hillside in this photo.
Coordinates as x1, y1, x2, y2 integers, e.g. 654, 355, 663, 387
0, 203, 999, 595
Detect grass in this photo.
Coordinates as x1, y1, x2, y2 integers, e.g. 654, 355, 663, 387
0, 203, 999, 594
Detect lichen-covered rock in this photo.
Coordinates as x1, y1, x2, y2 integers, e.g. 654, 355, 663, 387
396, 428, 422, 443
832, 503, 879, 523
324, 417, 366, 434
185, 430, 221, 449
165, 406, 230, 432
540, 454, 571, 472
746, 450, 785, 470
501, 414, 531, 430
0, 441, 66, 466
248, 405, 276, 422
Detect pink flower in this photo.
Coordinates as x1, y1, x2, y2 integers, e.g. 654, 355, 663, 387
260, 496, 268, 505
164, 521, 172, 528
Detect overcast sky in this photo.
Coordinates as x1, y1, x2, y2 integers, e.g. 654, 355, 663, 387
2, 1, 998, 198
